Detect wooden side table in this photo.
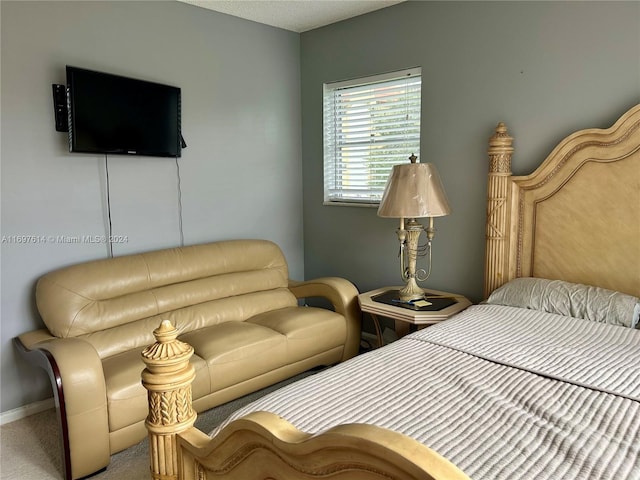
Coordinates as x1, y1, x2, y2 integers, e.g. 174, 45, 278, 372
358, 286, 472, 347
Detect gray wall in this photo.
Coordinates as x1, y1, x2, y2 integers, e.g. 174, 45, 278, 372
300, 1, 639, 303
1, 1, 302, 413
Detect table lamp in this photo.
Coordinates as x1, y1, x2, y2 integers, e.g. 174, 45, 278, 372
377, 154, 451, 301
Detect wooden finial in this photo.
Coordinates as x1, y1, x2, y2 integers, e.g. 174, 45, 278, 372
488, 123, 513, 174
142, 320, 192, 365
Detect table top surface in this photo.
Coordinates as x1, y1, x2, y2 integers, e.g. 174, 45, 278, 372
358, 286, 472, 324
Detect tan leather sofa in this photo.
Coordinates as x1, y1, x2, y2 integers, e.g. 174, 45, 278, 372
15, 239, 361, 480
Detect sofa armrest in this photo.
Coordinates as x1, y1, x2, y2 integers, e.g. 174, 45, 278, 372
15, 333, 110, 480
288, 277, 361, 361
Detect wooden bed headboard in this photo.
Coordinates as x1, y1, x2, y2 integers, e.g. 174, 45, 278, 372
484, 104, 640, 298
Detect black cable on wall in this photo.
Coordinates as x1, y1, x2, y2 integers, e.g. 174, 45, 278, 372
104, 154, 114, 258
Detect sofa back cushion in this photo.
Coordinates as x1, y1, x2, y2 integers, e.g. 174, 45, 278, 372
36, 240, 296, 358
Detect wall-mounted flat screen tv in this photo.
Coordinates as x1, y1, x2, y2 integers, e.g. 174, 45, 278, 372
66, 66, 181, 157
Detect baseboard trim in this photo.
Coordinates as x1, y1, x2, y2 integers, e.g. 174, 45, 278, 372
0, 397, 54, 425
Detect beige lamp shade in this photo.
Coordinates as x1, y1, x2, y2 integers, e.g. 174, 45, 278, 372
377, 162, 451, 218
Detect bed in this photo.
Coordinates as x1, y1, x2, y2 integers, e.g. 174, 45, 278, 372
141, 104, 640, 480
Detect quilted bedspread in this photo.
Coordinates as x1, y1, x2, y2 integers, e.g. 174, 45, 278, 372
213, 304, 640, 480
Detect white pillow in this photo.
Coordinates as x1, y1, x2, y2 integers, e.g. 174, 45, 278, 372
486, 277, 640, 329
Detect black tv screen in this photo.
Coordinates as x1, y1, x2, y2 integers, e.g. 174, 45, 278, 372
66, 66, 181, 157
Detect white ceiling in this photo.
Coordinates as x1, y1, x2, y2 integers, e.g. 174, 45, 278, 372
177, 0, 406, 33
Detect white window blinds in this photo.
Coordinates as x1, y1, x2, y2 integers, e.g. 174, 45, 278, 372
323, 68, 422, 205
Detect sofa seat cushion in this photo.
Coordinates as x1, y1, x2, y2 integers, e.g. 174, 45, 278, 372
247, 307, 346, 361
103, 348, 209, 432
179, 322, 287, 392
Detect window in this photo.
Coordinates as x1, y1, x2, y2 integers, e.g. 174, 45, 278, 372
323, 67, 422, 205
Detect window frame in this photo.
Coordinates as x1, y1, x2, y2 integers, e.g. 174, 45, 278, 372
322, 67, 422, 207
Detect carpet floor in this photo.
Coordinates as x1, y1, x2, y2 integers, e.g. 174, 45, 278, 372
0, 371, 314, 480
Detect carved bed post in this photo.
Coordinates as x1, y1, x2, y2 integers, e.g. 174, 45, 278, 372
142, 320, 197, 480
484, 122, 514, 298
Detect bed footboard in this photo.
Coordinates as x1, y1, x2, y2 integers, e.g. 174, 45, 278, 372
142, 320, 470, 480
177, 411, 469, 480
